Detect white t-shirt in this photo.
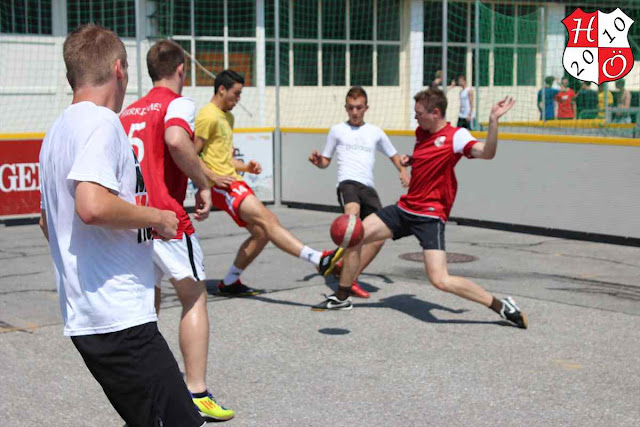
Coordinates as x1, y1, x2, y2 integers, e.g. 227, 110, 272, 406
459, 87, 475, 119
322, 122, 397, 188
39, 101, 156, 337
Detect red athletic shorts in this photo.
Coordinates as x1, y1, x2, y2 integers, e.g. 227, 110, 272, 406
211, 180, 255, 227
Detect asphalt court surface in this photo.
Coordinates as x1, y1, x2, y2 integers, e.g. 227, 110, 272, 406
1, 207, 639, 426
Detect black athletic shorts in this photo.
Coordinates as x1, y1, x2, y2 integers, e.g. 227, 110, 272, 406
71, 322, 203, 427
457, 118, 471, 129
374, 204, 445, 250
337, 180, 383, 220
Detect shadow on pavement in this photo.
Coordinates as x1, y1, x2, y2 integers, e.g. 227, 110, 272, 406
356, 294, 511, 326
250, 292, 512, 327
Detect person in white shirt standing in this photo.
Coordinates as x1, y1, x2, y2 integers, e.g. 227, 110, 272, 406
309, 86, 409, 298
38, 24, 204, 427
456, 75, 475, 130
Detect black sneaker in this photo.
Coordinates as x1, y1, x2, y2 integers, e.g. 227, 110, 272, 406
217, 279, 260, 297
317, 247, 345, 277
311, 294, 353, 311
499, 297, 528, 329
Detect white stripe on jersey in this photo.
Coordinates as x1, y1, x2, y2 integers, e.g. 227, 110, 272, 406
452, 127, 476, 154
165, 97, 196, 132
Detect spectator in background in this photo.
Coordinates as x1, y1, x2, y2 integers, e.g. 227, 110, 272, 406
555, 77, 576, 119
431, 70, 443, 89
597, 84, 614, 119
614, 79, 632, 123
456, 75, 475, 129
576, 82, 598, 119
537, 76, 558, 121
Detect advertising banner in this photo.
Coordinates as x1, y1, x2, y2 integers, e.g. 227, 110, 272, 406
0, 139, 42, 218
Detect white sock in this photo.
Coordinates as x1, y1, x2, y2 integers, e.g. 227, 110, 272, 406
223, 265, 244, 285
299, 245, 322, 266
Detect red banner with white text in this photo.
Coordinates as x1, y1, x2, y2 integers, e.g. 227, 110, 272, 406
0, 139, 42, 218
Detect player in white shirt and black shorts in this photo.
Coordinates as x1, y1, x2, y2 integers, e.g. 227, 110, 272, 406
309, 86, 409, 298
38, 25, 204, 426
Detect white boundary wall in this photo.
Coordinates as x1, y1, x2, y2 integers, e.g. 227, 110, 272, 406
281, 131, 640, 239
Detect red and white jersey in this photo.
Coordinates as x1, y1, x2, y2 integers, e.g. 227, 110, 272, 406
397, 123, 477, 222
120, 86, 196, 239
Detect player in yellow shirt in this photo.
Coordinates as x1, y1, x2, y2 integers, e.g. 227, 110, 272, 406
195, 70, 342, 295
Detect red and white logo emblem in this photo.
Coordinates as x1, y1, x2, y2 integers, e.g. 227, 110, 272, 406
562, 8, 634, 84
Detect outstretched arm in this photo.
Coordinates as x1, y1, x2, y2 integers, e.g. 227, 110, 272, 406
231, 146, 262, 175
308, 149, 331, 168
470, 96, 515, 160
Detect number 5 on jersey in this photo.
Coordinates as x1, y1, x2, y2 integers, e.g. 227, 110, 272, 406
128, 122, 146, 162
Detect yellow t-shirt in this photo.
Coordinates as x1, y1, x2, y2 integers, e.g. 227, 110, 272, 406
597, 91, 614, 118
195, 102, 241, 179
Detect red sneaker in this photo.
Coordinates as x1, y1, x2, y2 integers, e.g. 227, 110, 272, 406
350, 282, 370, 298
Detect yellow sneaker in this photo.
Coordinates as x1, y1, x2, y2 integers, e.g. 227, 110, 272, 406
191, 392, 235, 421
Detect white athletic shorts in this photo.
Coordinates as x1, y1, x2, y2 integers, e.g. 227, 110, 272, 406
153, 233, 206, 287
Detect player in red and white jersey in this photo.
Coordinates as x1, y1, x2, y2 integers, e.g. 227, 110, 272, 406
313, 89, 528, 329
120, 82, 200, 239
121, 40, 235, 421
396, 111, 477, 222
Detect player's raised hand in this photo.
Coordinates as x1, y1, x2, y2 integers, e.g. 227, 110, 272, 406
399, 169, 410, 188
490, 96, 515, 121
155, 209, 178, 240
247, 159, 262, 174
308, 149, 323, 166
193, 187, 212, 221
400, 154, 413, 167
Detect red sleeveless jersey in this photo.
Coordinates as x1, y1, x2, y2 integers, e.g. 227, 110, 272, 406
397, 123, 477, 222
120, 87, 196, 239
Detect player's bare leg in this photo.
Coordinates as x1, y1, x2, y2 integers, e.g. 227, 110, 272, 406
342, 202, 384, 297
422, 250, 493, 306
239, 194, 314, 258
222, 196, 340, 294
170, 277, 210, 393
336, 214, 393, 300
218, 224, 269, 295
355, 241, 384, 275
423, 250, 527, 328
232, 223, 270, 270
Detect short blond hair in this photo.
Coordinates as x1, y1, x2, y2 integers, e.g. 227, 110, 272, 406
63, 24, 127, 90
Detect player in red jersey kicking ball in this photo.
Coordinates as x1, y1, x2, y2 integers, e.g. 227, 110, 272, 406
121, 40, 234, 421
309, 86, 409, 298
195, 70, 343, 296
312, 88, 528, 329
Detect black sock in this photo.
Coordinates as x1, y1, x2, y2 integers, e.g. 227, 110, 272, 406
191, 390, 209, 399
335, 286, 351, 301
489, 297, 503, 314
